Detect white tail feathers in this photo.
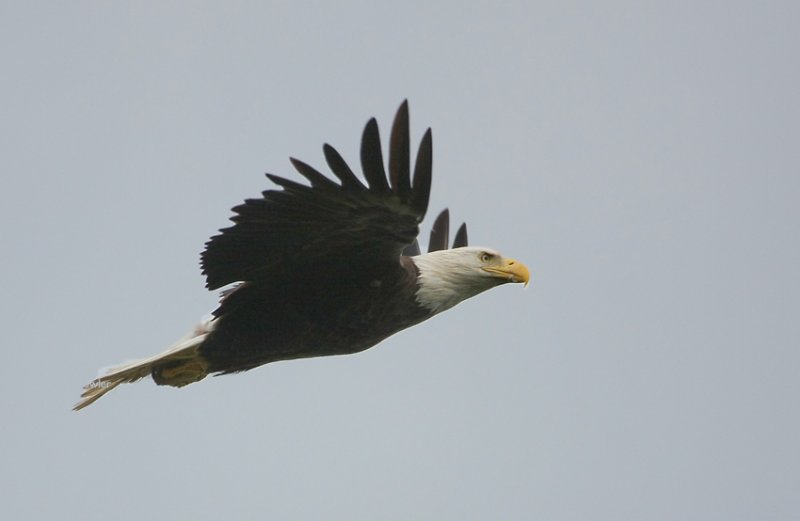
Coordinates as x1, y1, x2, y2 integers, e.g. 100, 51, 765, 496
73, 323, 214, 411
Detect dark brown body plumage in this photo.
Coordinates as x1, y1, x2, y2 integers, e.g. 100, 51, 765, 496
198, 257, 428, 373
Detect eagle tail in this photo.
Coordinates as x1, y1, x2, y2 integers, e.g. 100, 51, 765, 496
73, 325, 213, 411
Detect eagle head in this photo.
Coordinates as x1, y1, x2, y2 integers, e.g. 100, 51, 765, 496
412, 247, 530, 314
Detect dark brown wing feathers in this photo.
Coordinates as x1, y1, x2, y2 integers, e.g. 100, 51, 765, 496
322, 143, 365, 191
453, 222, 469, 248
201, 101, 434, 291
389, 101, 412, 200
359, 118, 390, 193
411, 129, 433, 215
428, 209, 450, 252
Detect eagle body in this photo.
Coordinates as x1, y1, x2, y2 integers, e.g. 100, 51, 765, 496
75, 102, 529, 410
195, 257, 428, 375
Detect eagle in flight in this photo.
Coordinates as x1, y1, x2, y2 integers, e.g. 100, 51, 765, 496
74, 101, 530, 410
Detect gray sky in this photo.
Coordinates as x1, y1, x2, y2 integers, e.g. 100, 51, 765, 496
2, 1, 798, 520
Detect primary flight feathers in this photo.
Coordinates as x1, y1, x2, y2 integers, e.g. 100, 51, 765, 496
74, 101, 529, 410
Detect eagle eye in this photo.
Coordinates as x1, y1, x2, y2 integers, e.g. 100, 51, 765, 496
480, 252, 493, 263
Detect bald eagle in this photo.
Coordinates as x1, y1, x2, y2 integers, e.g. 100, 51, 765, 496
74, 102, 529, 410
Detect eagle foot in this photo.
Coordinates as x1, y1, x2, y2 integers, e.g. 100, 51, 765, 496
152, 359, 208, 387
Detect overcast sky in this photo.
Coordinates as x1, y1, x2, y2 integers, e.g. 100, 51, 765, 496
2, 2, 798, 520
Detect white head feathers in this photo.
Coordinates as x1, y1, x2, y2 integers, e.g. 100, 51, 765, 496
411, 247, 529, 314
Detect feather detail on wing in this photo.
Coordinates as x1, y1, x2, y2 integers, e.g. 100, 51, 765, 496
201, 101, 434, 290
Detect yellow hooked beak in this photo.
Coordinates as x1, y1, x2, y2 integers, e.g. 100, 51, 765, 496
482, 258, 530, 287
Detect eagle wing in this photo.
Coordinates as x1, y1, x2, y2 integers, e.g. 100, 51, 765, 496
201, 101, 433, 291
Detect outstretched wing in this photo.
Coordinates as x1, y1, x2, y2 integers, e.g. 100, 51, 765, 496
201, 101, 432, 290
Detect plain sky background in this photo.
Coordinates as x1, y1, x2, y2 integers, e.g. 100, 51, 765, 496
2, 1, 798, 520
